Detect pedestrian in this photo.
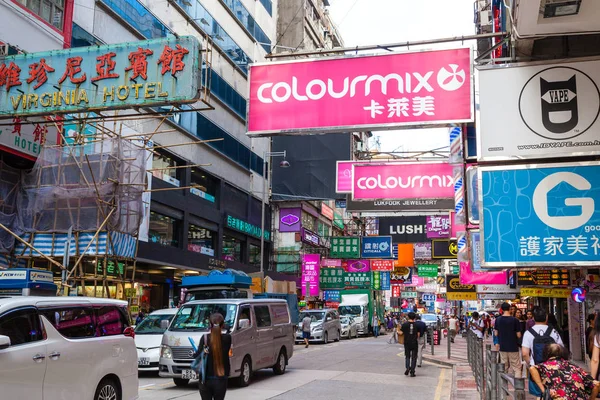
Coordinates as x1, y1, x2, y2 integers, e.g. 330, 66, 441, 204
510, 304, 517, 317
401, 312, 420, 377
448, 315, 458, 343
530, 343, 600, 400
459, 315, 465, 334
372, 313, 380, 338
387, 315, 394, 333
494, 302, 523, 378
586, 313, 596, 360
469, 312, 485, 339
198, 313, 231, 400
415, 314, 427, 368
135, 311, 145, 325
301, 313, 312, 348
526, 310, 536, 331
588, 314, 600, 379
522, 307, 563, 398
388, 317, 398, 344
484, 314, 492, 338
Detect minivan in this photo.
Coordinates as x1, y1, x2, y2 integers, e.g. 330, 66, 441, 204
0, 296, 138, 400
159, 299, 294, 387
296, 309, 341, 344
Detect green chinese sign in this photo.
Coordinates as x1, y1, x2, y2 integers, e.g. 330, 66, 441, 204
417, 264, 438, 278
97, 260, 124, 276
330, 236, 360, 258
372, 271, 381, 290
225, 214, 270, 241
320, 268, 344, 289
333, 212, 344, 230
344, 271, 371, 288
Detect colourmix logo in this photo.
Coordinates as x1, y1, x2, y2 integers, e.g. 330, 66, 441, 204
356, 174, 453, 190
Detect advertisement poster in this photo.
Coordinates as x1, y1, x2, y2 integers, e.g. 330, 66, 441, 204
426, 215, 451, 238
391, 266, 412, 284
371, 259, 394, 271
414, 242, 432, 259
344, 260, 371, 272
279, 208, 302, 232
361, 236, 393, 258
445, 274, 476, 300
379, 216, 428, 243
302, 254, 320, 296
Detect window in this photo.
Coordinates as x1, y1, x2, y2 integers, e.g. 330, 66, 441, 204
71, 23, 104, 48
249, 244, 261, 267
171, 303, 237, 331
203, 69, 247, 120
96, 306, 129, 336
188, 224, 216, 256
222, 0, 272, 52
270, 304, 290, 325
149, 211, 180, 247
0, 308, 44, 346
254, 306, 271, 328
190, 169, 218, 204
302, 212, 316, 231
237, 306, 252, 327
222, 235, 242, 262
152, 152, 180, 186
99, 0, 172, 39
258, 0, 272, 16
18, 0, 64, 29
40, 307, 95, 339
318, 222, 330, 238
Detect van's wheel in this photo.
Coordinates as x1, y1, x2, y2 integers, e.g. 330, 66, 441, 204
94, 378, 120, 400
335, 330, 341, 342
323, 332, 328, 344
273, 349, 287, 375
237, 356, 252, 387
173, 378, 189, 387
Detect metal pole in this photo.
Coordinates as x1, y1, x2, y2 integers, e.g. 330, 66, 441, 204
447, 329, 451, 359
430, 327, 434, 355
260, 152, 267, 275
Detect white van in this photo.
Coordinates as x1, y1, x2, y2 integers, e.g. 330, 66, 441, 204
159, 299, 294, 387
0, 296, 138, 400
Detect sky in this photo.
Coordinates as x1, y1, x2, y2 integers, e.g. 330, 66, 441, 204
327, 0, 476, 155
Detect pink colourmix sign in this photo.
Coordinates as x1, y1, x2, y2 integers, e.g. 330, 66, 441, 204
352, 162, 454, 201
302, 254, 321, 297
247, 48, 473, 135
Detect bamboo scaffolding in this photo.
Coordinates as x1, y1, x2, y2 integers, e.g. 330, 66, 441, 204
0, 222, 66, 270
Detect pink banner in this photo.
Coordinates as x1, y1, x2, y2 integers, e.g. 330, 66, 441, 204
459, 262, 507, 285
321, 258, 342, 267
302, 254, 321, 296
248, 48, 473, 135
352, 162, 454, 201
344, 260, 370, 272
336, 161, 355, 193
451, 211, 466, 238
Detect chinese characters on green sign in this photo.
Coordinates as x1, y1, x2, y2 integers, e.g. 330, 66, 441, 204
330, 236, 360, 258
344, 271, 371, 288
417, 264, 438, 278
372, 271, 381, 289
319, 268, 344, 289
225, 214, 270, 241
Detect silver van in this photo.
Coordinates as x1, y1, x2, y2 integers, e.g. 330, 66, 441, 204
159, 299, 294, 387
295, 309, 342, 344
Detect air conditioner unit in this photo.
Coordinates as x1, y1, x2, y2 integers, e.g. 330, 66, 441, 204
479, 10, 493, 27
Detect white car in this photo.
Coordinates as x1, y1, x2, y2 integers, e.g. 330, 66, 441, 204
135, 308, 177, 371
340, 315, 358, 339
0, 296, 138, 400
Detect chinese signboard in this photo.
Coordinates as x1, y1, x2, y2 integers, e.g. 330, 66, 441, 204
480, 163, 600, 266
446, 274, 477, 300
470, 230, 481, 271
401, 291, 417, 298
0, 116, 61, 159
321, 258, 342, 267
517, 270, 570, 286
247, 48, 473, 136
323, 290, 341, 302
381, 272, 391, 290
391, 266, 412, 284
520, 288, 570, 298
361, 236, 393, 258
302, 254, 320, 296
426, 215, 451, 238
344, 259, 370, 272
0, 37, 201, 117
432, 239, 458, 259
225, 214, 270, 241
343, 271, 371, 288
371, 259, 394, 271
414, 242, 432, 259
372, 271, 381, 289
417, 264, 438, 278
279, 207, 302, 232
301, 228, 320, 247
321, 203, 334, 220
379, 216, 428, 243
333, 212, 344, 230
330, 236, 361, 258
319, 268, 344, 289
352, 162, 454, 201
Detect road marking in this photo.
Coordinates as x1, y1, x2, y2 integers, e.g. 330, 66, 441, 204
434, 368, 446, 400
139, 384, 155, 388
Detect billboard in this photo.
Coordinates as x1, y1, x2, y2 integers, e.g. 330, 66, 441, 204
432, 239, 458, 259
360, 236, 393, 258
466, 166, 479, 225
0, 116, 61, 159
345, 196, 455, 212
352, 162, 454, 201
446, 274, 476, 301
279, 208, 302, 232
414, 242, 432, 259
426, 215, 451, 238
336, 160, 356, 193
480, 162, 600, 266
477, 58, 600, 161
301, 254, 320, 296
0, 37, 201, 117
379, 216, 428, 243
247, 48, 473, 136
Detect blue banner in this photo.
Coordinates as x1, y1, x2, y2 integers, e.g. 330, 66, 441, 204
323, 290, 341, 302
380, 272, 391, 290
481, 163, 600, 265
470, 231, 481, 271
467, 166, 479, 224
360, 236, 393, 258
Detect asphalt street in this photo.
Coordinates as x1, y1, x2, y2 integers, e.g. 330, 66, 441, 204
138, 334, 452, 400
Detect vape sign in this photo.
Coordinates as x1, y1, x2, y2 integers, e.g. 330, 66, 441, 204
248, 48, 473, 136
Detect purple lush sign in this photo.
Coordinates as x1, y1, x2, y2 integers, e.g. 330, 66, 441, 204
426, 215, 450, 238
279, 207, 302, 232
322, 258, 342, 267
345, 259, 371, 272
302, 254, 321, 297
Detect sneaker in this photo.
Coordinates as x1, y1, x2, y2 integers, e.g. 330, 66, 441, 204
404, 369, 409, 376
305, 345, 309, 348
410, 372, 416, 377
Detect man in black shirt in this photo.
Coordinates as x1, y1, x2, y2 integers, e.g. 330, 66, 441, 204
401, 312, 420, 377
494, 302, 522, 378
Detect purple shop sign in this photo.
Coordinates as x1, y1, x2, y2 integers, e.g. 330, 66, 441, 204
301, 228, 320, 247
345, 259, 370, 272
302, 254, 321, 297
426, 215, 450, 238
322, 258, 342, 267
279, 207, 302, 232
414, 242, 432, 260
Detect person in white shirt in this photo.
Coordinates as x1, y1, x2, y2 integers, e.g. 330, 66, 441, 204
469, 312, 485, 339
448, 315, 458, 343
522, 308, 564, 366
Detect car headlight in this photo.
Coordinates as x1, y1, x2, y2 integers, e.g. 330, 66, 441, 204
313, 324, 323, 332
160, 345, 172, 359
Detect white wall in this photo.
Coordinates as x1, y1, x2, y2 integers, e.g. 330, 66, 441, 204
0, 0, 63, 52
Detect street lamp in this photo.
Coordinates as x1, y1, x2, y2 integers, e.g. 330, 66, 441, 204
260, 151, 289, 275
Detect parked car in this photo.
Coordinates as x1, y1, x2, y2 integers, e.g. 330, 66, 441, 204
340, 315, 358, 339
159, 298, 294, 387
135, 308, 178, 371
0, 296, 138, 400
295, 309, 341, 344
420, 313, 439, 328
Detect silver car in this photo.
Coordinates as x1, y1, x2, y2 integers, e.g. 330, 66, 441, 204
340, 315, 358, 339
296, 309, 341, 344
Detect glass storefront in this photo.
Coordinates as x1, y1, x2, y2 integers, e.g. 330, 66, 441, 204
151, 151, 180, 185
149, 211, 180, 247
222, 235, 242, 262
249, 244, 260, 267
190, 169, 218, 203
188, 224, 216, 256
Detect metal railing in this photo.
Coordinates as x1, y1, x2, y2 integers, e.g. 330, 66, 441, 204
467, 331, 485, 397
485, 344, 499, 400
497, 364, 526, 400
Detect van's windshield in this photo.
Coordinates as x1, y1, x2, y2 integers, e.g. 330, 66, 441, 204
300, 311, 325, 322
170, 303, 237, 331
338, 306, 362, 316
184, 289, 248, 302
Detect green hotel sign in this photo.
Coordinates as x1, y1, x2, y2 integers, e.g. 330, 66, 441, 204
225, 214, 271, 241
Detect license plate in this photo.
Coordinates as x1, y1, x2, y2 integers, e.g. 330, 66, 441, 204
138, 357, 150, 366
182, 369, 197, 380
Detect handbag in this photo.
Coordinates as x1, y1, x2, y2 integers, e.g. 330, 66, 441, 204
397, 328, 405, 345
191, 336, 209, 384
542, 388, 552, 400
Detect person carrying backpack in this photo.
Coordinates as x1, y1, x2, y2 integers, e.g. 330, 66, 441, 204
521, 307, 564, 398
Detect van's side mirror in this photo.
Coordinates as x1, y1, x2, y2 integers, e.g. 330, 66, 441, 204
326, 316, 332, 322
238, 319, 250, 330
160, 320, 170, 330
0, 335, 10, 350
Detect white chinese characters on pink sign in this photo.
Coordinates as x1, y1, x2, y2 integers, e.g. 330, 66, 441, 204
302, 254, 320, 297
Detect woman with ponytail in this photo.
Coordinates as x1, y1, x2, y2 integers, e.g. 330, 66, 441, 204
198, 313, 231, 400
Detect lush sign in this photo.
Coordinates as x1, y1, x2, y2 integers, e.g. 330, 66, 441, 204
225, 214, 270, 241
0, 37, 200, 117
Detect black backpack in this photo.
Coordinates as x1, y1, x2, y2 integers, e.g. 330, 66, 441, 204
529, 327, 556, 365
403, 322, 418, 345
